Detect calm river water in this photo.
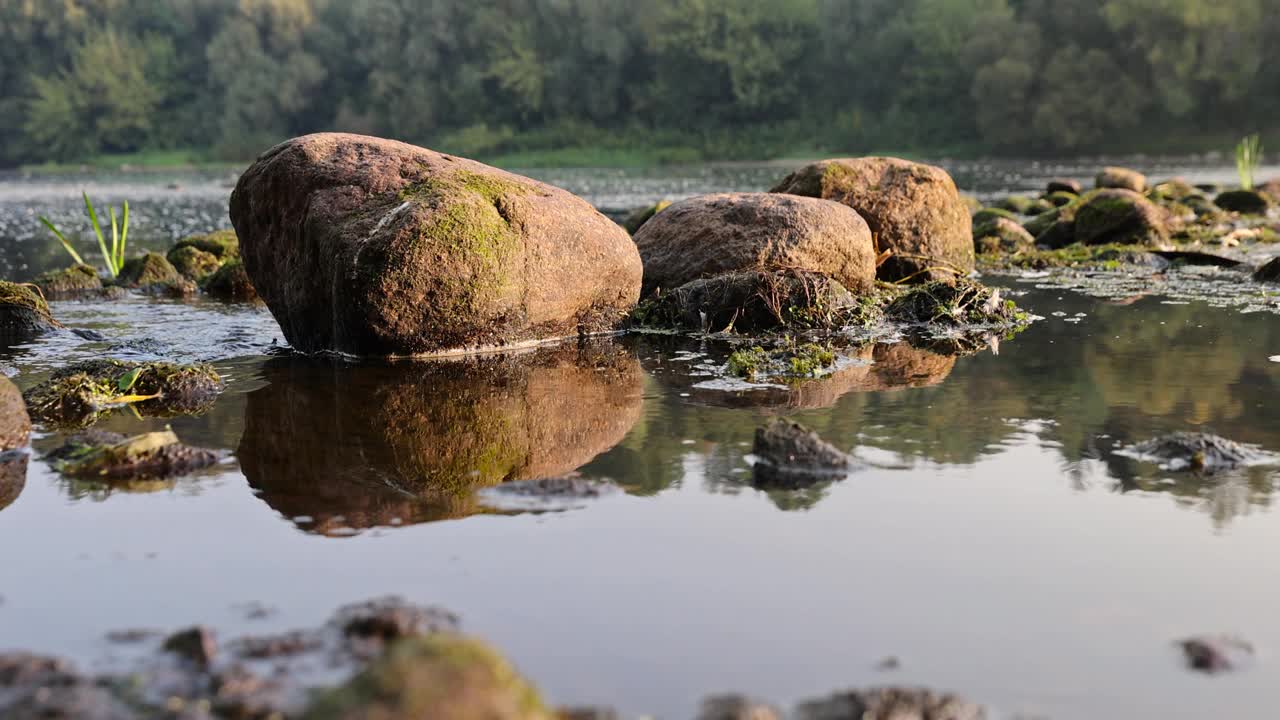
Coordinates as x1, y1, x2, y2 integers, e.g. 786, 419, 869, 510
2, 159, 1280, 719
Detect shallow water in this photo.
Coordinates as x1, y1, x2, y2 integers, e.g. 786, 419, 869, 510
3, 163, 1280, 718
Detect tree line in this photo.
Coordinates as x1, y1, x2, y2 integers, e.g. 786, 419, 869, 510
1, 0, 1277, 166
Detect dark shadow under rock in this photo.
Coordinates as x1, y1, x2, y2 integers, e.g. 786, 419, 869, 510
634, 269, 864, 334
238, 341, 644, 534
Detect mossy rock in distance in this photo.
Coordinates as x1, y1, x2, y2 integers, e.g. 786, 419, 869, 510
1215, 189, 1272, 215
33, 264, 103, 299
974, 217, 1035, 254
168, 245, 222, 283
172, 229, 239, 260
1073, 189, 1169, 247
1095, 166, 1147, 193
204, 259, 258, 302
229, 133, 642, 356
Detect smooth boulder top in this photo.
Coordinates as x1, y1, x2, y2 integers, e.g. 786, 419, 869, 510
0, 376, 30, 451
633, 192, 876, 297
229, 133, 642, 356
1074, 188, 1169, 247
770, 157, 975, 283
1096, 166, 1148, 193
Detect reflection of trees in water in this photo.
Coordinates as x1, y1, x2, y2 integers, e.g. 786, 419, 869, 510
596, 292, 1280, 525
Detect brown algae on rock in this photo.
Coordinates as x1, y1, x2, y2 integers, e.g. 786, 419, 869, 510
24, 359, 222, 428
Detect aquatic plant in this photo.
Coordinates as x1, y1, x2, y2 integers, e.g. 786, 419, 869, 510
24, 359, 222, 428
38, 192, 130, 278
1235, 134, 1263, 191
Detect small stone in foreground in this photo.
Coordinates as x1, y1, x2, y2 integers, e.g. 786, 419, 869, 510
752, 419, 851, 489
1178, 635, 1254, 674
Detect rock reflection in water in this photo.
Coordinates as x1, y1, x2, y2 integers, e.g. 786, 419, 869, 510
238, 341, 644, 535
0, 451, 27, 512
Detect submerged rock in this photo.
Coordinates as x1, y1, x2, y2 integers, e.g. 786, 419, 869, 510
634, 270, 862, 334
1126, 432, 1268, 472
973, 217, 1035, 254
163, 626, 218, 668
884, 279, 1025, 327
46, 429, 221, 480
1073, 189, 1169, 246
795, 687, 984, 720
1095, 166, 1147, 193
697, 695, 781, 720
230, 133, 642, 356
633, 192, 876, 297
621, 199, 672, 234
23, 359, 222, 428
303, 635, 553, 720
1215, 189, 1272, 215
239, 343, 643, 533
0, 281, 61, 342
771, 157, 974, 283
752, 418, 851, 489
203, 259, 258, 302
33, 264, 103, 299
0, 376, 30, 451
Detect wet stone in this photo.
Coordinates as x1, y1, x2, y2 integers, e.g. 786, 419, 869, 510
697, 694, 782, 720
1127, 432, 1268, 472
336, 596, 461, 656
0, 450, 28, 512
24, 359, 222, 429
0, 281, 61, 343
1178, 635, 1254, 674
795, 687, 985, 720
0, 375, 30, 451
163, 626, 218, 669
752, 419, 851, 489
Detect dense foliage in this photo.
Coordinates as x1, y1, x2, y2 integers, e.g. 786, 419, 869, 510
2, 0, 1277, 165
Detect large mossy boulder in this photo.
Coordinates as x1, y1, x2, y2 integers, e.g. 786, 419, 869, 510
33, 265, 103, 299
229, 133, 642, 356
1073, 189, 1169, 247
303, 635, 553, 720
1096, 166, 1148, 193
0, 281, 60, 342
0, 377, 30, 451
1215, 189, 1272, 215
771, 157, 974, 283
632, 192, 875, 297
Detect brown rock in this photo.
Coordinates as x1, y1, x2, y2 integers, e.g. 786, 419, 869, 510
633, 192, 875, 297
229, 133, 642, 355
163, 626, 218, 668
0, 281, 61, 343
1095, 166, 1148, 193
771, 157, 974, 283
752, 418, 851, 489
1046, 178, 1082, 194
0, 376, 29, 451
973, 217, 1035, 254
238, 342, 644, 534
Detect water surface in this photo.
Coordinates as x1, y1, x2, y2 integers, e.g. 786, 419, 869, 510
2, 163, 1280, 719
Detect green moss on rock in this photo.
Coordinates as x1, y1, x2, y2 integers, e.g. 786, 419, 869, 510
974, 217, 1035, 254
622, 199, 672, 235
34, 264, 103, 298
1044, 191, 1078, 208
972, 207, 1018, 226
116, 252, 187, 292
172, 229, 240, 260
303, 635, 553, 720
0, 281, 60, 340
994, 195, 1036, 215
1215, 189, 1272, 215
885, 278, 1027, 326
203, 259, 258, 302
167, 246, 222, 283
1073, 189, 1169, 246
24, 359, 222, 429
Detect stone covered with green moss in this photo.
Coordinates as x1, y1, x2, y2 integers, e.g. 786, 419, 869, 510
168, 245, 222, 283
34, 264, 103, 299
229, 133, 642, 356
884, 278, 1028, 326
974, 217, 1035, 254
303, 634, 553, 720
1096, 166, 1147, 193
0, 281, 60, 341
172, 229, 240, 260
47, 429, 219, 480
116, 252, 194, 295
1073, 189, 1169, 246
994, 195, 1037, 215
203, 259, 258, 302
972, 207, 1018, 226
622, 199, 672, 234
24, 359, 222, 428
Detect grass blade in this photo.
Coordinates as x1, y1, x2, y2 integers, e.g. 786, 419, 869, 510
110, 206, 119, 275
119, 201, 129, 269
83, 192, 114, 277
39, 216, 85, 266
